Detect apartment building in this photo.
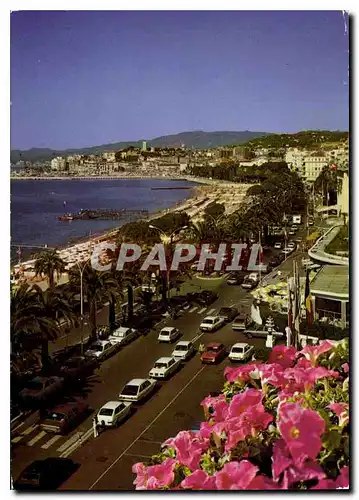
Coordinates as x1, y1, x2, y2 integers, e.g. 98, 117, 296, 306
51, 156, 66, 171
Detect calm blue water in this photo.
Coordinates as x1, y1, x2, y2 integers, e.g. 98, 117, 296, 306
11, 178, 196, 260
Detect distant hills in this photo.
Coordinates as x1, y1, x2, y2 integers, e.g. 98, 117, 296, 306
10, 130, 270, 163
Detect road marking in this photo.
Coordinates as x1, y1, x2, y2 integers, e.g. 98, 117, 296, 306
188, 306, 198, 313
207, 308, 216, 315
60, 429, 93, 458
57, 431, 84, 453
198, 307, 207, 314
11, 435, 23, 444
124, 453, 153, 459
27, 430, 47, 447
22, 424, 38, 435
41, 434, 62, 449
192, 331, 205, 343
89, 366, 206, 490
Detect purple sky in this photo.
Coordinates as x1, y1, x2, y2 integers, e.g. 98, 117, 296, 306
11, 11, 349, 150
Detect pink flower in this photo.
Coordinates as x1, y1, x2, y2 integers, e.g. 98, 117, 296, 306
215, 460, 258, 490
163, 431, 208, 471
299, 340, 334, 366
228, 389, 263, 417
199, 421, 213, 439
285, 366, 339, 392
224, 404, 273, 451
312, 478, 336, 489
247, 475, 279, 490
269, 345, 297, 368
224, 362, 262, 383
342, 362, 349, 374
272, 439, 293, 482
146, 458, 178, 490
336, 466, 349, 488
201, 394, 228, 422
328, 403, 349, 426
277, 403, 326, 466
296, 356, 311, 369
181, 470, 217, 490
132, 462, 149, 490
282, 461, 326, 488
260, 363, 287, 387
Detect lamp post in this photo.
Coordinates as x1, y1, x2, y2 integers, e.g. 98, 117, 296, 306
148, 224, 188, 301
75, 259, 90, 355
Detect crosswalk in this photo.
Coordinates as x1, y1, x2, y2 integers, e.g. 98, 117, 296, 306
11, 421, 90, 454
178, 306, 234, 316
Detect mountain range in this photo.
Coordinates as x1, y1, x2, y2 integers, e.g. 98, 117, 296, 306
10, 130, 270, 163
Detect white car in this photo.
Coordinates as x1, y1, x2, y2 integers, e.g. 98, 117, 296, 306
118, 378, 157, 403
172, 340, 195, 361
158, 327, 180, 343
108, 327, 137, 346
200, 316, 226, 332
274, 242, 283, 250
97, 401, 132, 427
287, 241, 296, 250
229, 343, 255, 362
149, 357, 181, 379
282, 246, 294, 255
85, 340, 118, 361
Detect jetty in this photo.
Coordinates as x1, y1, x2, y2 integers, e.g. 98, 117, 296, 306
58, 208, 148, 221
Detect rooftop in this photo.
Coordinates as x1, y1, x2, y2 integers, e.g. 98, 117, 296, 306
310, 265, 349, 299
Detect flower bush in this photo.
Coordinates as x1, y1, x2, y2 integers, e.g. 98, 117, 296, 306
133, 338, 349, 490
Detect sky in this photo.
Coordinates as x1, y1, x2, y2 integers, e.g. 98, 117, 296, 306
10, 10, 349, 150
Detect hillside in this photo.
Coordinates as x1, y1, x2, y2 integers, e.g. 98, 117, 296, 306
243, 130, 348, 149
11, 130, 270, 163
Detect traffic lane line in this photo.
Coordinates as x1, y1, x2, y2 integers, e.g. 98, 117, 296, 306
41, 434, 61, 449
27, 430, 47, 447
88, 366, 206, 490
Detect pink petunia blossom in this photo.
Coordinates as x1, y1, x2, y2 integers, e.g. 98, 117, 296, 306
312, 478, 337, 489
298, 339, 334, 367
215, 460, 259, 490
269, 345, 297, 368
342, 362, 349, 373
199, 421, 213, 439
224, 362, 263, 383
272, 439, 293, 482
201, 394, 228, 419
296, 356, 311, 369
132, 462, 149, 490
247, 475, 280, 490
328, 403, 349, 426
181, 469, 217, 490
277, 402, 326, 466
260, 363, 287, 388
285, 366, 340, 392
336, 466, 349, 488
282, 461, 326, 489
228, 389, 263, 417
145, 458, 178, 490
163, 431, 208, 471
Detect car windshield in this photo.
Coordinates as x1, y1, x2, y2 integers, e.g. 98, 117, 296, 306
203, 319, 214, 324
26, 380, 43, 390
220, 309, 230, 313
113, 331, 126, 338
232, 347, 244, 353
121, 384, 139, 396
99, 408, 114, 416
91, 344, 104, 352
161, 331, 170, 336
175, 345, 188, 351
207, 346, 220, 352
154, 362, 167, 369
44, 411, 65, 421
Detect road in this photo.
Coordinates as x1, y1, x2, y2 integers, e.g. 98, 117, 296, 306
12, 222, 316, 489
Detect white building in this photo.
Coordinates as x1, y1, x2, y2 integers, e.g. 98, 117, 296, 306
338, 171, 349, 218
142, 141, 147, 151
103, 151, 116, 162
285, 148, 305, 172
51, 156, 66, 171
301, 156, 328, 182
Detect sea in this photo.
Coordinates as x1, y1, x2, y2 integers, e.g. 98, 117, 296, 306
11, 178, 197, 263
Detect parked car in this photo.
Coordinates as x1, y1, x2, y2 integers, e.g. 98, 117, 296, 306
108, 327, 137, 347
287, 241, 296, 250
40, 400, 89, 434
200, 316, 226, 332
229, 343, 254, 362
288, 227, 296, 236
308, 216, 314, 226
196, 290, 218, 306
85, 340, 118, 361
200, 343, 227, 364
227, 273, 245, 285
282, 246, 294, 255
218, 307, 238, 322
241, 276, 258, 290
118, 378, 157, 403
60, 356, 98, 382
157, 326, 181, 343
172, 340, 195, 361
274, 241, 283, 250
13, 458, 79, 490
149, 357, 181, 379
20, 376, 64, 403
232, 313, 253, 331
97, 401, 132, 427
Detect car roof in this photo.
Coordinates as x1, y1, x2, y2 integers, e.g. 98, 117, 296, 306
206, 342, 222, 348
232, 342, 249, 348
175, 341, 191, 347
125, 378, 148, 386
91, 340, 109, 346
161, 327, 175, 332
100, 401, 123, 410
113, 327, 129, 333
203, 316, 217, 320
155, 357, 174, 363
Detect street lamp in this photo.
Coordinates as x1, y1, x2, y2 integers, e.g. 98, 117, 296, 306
148, 224, 188, 300
75, 259, 90, 355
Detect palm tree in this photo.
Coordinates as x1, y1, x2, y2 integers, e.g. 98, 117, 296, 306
34, 250, 66, 288
11, 283, 68, 371
69, 265, 119, 341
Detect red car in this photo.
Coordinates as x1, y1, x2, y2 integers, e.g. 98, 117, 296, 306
201, 343, 227, 364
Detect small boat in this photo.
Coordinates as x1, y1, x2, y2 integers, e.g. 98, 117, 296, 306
58, 214, 74, 221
